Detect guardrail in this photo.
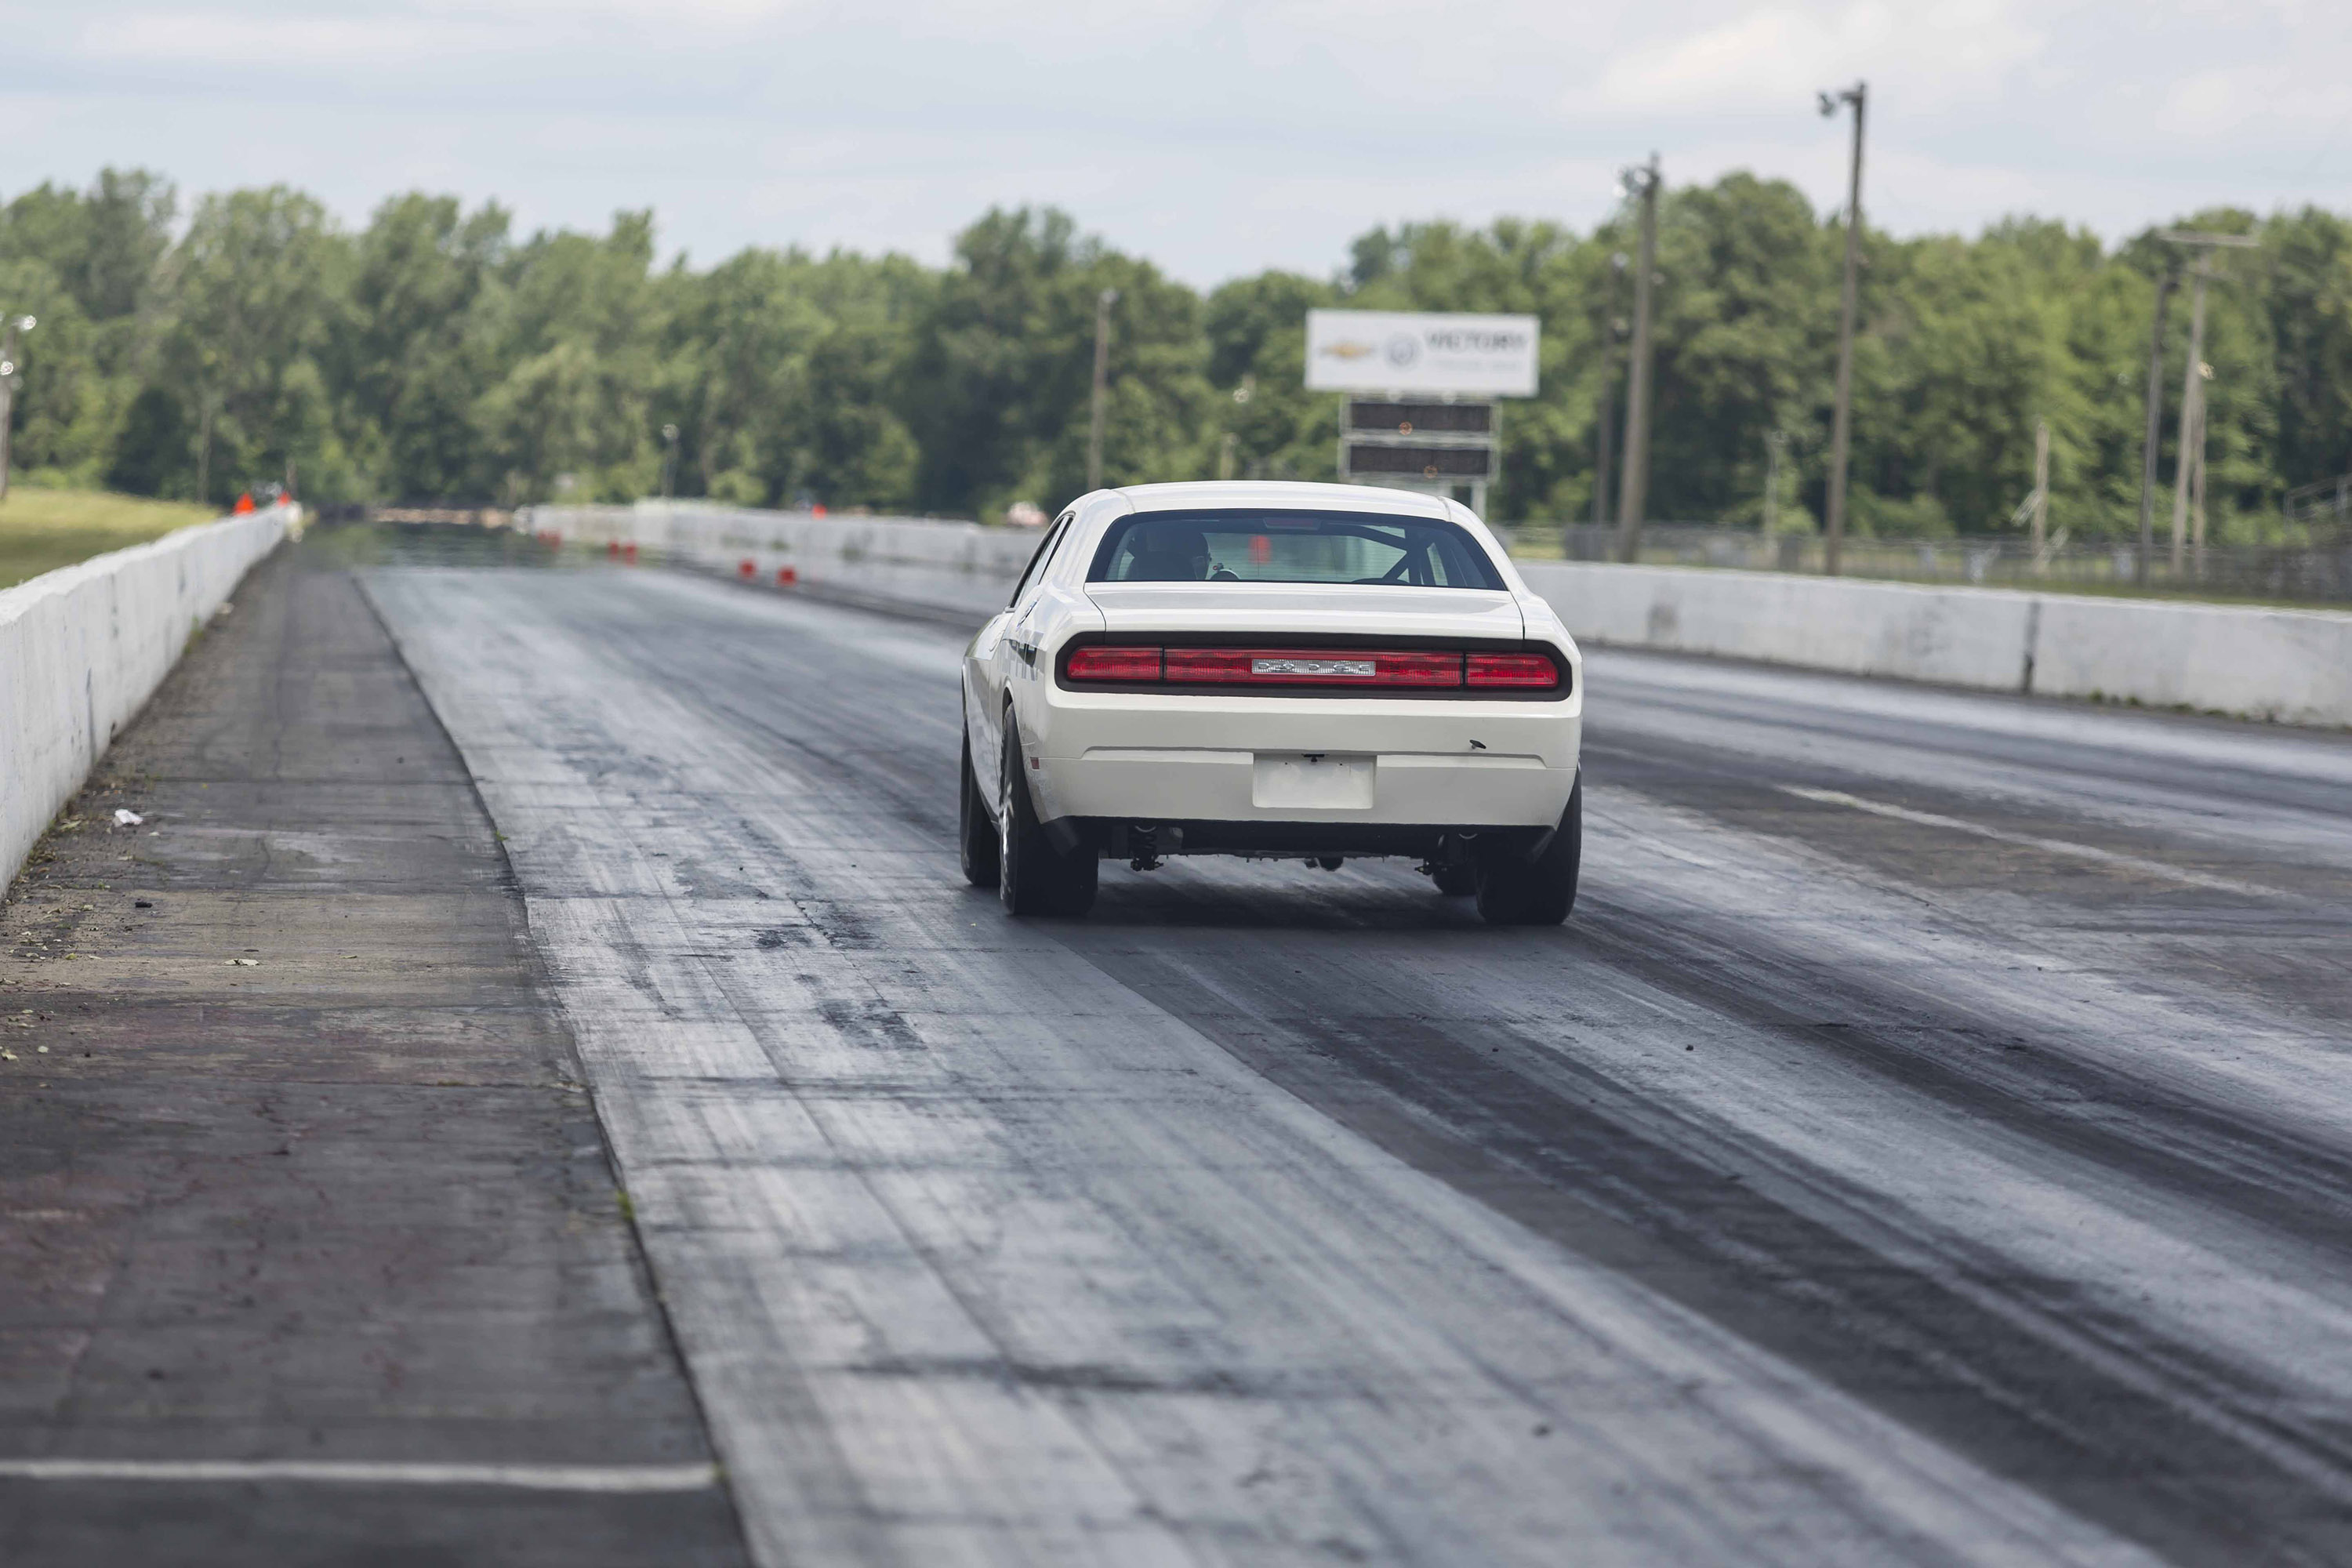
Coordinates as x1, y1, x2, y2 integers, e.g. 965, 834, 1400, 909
520, 503, 2352, 731
2, 506, 292, 892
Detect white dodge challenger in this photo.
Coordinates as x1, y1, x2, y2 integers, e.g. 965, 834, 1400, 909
960, 481, 1584, 924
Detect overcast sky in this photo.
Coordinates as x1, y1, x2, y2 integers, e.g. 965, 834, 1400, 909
13, 1, 2352, 284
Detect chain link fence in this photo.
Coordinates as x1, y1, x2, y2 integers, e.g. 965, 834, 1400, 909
1532, 523, 2352, 606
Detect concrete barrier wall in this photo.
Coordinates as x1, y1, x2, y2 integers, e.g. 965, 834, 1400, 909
2029, 593, 2352, 725
523, 504, 2352, 730
1517, 559, 2352, 727
2, 507, 289, 891
1514, 561, 2040, 690
524, 502, 1032, 622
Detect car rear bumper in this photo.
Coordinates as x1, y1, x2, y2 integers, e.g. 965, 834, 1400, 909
1022, 692, 1581, 829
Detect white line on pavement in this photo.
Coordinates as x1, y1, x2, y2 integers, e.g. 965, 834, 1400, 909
0, 1459, 720, 1491
1777, 786, 2278, 898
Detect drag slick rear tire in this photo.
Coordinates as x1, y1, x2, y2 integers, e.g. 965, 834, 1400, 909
1475, 778, 1581, 927
1000, 717, 1098, 917
960, 726, 1000, 889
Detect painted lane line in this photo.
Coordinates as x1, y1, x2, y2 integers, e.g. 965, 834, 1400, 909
0, 1459, 720, 1492
1777, 786, 2278, 898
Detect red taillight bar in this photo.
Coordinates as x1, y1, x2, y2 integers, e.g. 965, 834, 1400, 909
1465, 653, 1559, 689
1065, 645, 1163, 683
1064, 646, 1563, 691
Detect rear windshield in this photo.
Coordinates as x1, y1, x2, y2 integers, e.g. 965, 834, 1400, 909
1088, 509, 1504, 590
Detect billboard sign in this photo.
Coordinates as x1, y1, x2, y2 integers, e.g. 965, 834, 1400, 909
1305, 310, 1540, 397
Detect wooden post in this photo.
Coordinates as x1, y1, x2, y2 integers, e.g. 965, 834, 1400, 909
2031, 416, 2049, 565
1087, 288, 1117, 492
2190, 393, 2209, 576
2170, 254, 2212, 574
2135, 270, 2176, 584
196, 394, 215, 509
1614, 157, 1661, 564
1820, 82, 1867, 576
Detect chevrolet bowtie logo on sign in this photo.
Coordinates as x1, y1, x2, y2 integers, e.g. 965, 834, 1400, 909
1305, 310, 1541, 397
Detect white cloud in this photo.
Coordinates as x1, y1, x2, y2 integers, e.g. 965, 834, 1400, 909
78, 0, 815, 70
18, 0, 2352, 283
2166, 64, 2352, 136
1599, 1, 2044, 111
81, 10, 503, 67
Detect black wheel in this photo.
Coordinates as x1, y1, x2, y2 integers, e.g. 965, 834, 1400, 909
1430, 862, 1477, 897
960, 725, 1000, 889
999, 714, 1098, 917
1475, 779, 1581, 926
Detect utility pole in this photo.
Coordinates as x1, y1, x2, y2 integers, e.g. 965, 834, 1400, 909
2190, 383, 2210, 573
1588, 253, 1628, 546
2031, 416, 2049, 561
1614, 158, 1661, 564
0, 315, 36, 503
2136, 269, 2176, 584
1087, 287, 1118, 492
1764, 429, 1788, 534
1590, 344, 1614, 529
2169, 253, 2213, 573
2147, 230, 2256, 581
196, 391, 216, 511
1817, 81, 1867, 576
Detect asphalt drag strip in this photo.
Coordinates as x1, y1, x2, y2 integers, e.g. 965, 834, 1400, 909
0, 544, 747, 1566
365, 560, 2352, 1567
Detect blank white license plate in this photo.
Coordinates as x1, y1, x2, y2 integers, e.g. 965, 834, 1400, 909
1253, 753, 1375, 810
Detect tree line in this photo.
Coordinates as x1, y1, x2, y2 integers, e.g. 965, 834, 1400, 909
5, 168, 2350, 541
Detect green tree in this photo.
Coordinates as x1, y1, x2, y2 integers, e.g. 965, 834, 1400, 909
904, 207, 1213, 518
151, 186, 348, 503
13, 164, 2352, 547
2260, 208, 2352, 495
337, 194, 512, 499
475, 212, 658, 501
0, 170, 176, 490
786, 252, 931, 509
1202, 269, 1341, 484
0, 169, 174, 325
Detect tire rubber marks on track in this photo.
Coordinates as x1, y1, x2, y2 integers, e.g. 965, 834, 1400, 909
365, 568, 2178, 1566
1076, 940, 2352, 1566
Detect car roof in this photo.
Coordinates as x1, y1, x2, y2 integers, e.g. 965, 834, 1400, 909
1105, 481, 1450, 519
